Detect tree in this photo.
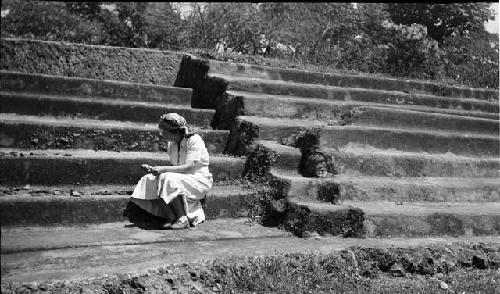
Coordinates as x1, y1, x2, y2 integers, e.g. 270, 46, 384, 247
1, 0, 105, 43
143, 3, 183, 50
386, 3, 495, 42
441, 31, 499, 88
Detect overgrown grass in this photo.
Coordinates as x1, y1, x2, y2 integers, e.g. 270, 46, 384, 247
209, 247, 500, 294
2, 244, 498, 293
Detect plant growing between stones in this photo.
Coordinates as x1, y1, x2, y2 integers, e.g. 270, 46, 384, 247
286, 128, 339, 178
241, 144, 288, 225
224, 119, 260, 156
339, 106, 364, 126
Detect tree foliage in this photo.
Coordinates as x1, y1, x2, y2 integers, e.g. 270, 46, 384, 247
0, 1, 497, 88
387, 3, 495, 42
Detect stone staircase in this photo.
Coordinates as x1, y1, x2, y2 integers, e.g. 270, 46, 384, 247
203, 59, 500, 238
0, 70, 253, 226
1, 53, 499, 283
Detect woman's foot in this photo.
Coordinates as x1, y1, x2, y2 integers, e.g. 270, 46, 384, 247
159, 222, 173, 230
170, 216, 189, 230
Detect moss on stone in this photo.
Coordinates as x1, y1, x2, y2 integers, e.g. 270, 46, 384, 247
283, 205, 365, 238
224, 119, 260, 156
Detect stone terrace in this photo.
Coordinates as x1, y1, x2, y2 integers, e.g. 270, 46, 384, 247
0, 70, 251, 226
200, 58, 500, 238
1, 40, 499, 283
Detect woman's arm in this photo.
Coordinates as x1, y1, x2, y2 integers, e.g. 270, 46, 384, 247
151, 163, 196, 174
147, 161, 201, 175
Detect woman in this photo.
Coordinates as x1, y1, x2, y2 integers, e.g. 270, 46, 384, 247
123, 113, 213, 229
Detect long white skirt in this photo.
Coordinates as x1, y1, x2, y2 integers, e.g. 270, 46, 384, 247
130, 172, 213, 226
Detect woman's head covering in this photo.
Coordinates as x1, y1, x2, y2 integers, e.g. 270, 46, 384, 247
159, 113, 189, 135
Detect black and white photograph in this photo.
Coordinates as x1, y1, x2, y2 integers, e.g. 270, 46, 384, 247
0, 2, 499, 293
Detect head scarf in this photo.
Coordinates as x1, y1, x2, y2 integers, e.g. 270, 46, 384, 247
159, 113, 189, 135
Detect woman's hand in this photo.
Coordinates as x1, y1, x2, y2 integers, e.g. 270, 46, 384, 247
140, 163, 197, 175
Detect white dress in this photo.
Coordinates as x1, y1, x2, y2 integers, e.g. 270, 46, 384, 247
130, 134, 213, 226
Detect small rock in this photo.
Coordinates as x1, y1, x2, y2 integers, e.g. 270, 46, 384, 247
395, 201, 404, 205
389, 263, 405, 277
191, 284, 203, 293
24, 282, 38, 290
22, 184, 31, 190
63, 153, 72, 157
19, 152, 24, 157
302, 231, 320, 239
213, 283, 222, 292
38, 283, 48, 291
54, 190, 61, 195
70, 190, 81, 197
439, 281, 449, 290
472, 255, 490, 269
166, 278, 174, 285
189, 271, 198, 280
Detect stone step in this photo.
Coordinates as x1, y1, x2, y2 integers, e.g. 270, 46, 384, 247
0, 113, 227, 154
240, 116, 499, 157
333, 147, 500, 178
0, 70, 192, 105
259, 140, 500, 178
318, 125, 499, 157
0, 218, 292, 255
230, 90, 499, 120
231, 90, 499, 134
288, 198, 500, 237
209, 60, 499, 101
0, 91, 214, 126
272, 170, 500, 203
348, 106, 499, 135
236, 115, 327, 143
0, 184, 255, 226
0, 148, 245, 185
2, 226, 498, 284
212, 73, 498, 113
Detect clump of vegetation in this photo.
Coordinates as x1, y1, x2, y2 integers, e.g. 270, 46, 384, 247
242, 144, 278, 183
241, 143, 288, 226
224, 119, 260, 156
1, 2, 497, 88
208, 243, 500, 293
282, 128, 338, 178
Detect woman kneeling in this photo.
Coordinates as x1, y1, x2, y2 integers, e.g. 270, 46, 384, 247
123, 113, 213, 229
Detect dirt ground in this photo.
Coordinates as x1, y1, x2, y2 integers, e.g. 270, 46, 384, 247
2, 242, 499, 294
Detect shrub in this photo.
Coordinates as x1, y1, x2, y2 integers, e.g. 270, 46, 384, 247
441, 33, 499, 88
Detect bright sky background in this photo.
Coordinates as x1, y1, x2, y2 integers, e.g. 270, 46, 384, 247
485, 3, 499, 34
